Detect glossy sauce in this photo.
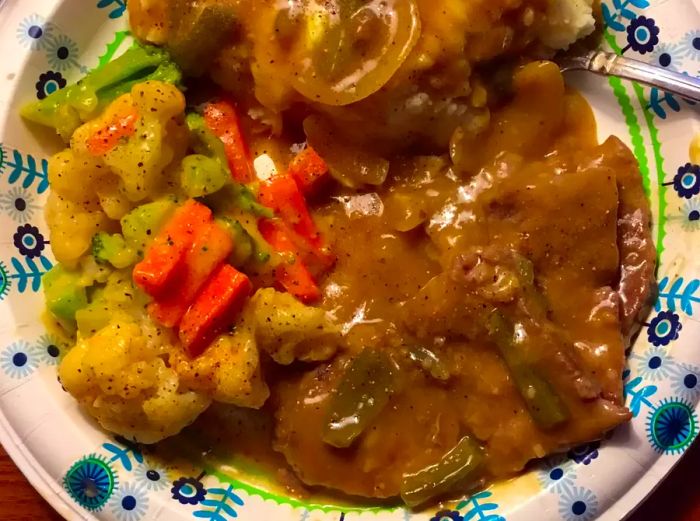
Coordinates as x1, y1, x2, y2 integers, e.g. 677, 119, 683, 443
167, 62, 650, 504
126, 0, 653, 505
268, 62, 639, 499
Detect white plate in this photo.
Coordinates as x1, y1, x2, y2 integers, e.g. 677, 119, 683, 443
0, 1, 699, 520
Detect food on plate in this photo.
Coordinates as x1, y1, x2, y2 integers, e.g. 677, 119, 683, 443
23, 0, 656, 508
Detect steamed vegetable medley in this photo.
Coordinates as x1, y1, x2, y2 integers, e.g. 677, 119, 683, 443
23, 0, 656, 509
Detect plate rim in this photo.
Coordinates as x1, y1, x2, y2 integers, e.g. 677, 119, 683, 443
0, 0, 698, 520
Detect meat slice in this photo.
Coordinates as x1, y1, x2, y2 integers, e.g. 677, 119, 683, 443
596, 137, 657, 344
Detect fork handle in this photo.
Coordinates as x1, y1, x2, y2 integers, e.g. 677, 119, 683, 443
580, 50, 700, 103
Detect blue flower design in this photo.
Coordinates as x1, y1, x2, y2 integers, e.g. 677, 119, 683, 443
558, 486, 599, 521
194, 483, 244, 520
655, 276, 700, 316
0, 341, 39, 379
671, 364, 700, 401
103, 438, 143, 471
430, 510, 463, 521
0, 262, 10, 301
680, 200, 700, 232
625, 16, 660, 55
133, 461, 170, 491
672, 163, 700, 199
650, 43, 683, 72
8, 255, 52, 294
16, 14, 53, 50
13, 224, 47, 259
35, 71, 66, 100
45, 34, 81, 71
0, 145, 50, 194
633, 347, 674, 381
97, 0, 127, 19
624, 375, 657, 417
109, 482, 149, 521
536, 455, 576, 492
456, 490, 504, 521
0, 186, 39, 223
567, 441, 599, 465
35, 334, 62, 365
647, 310, 682, 346
679, 29, 700, 59
171, 475, 207, 505
63, 455, 117, 511
647, 399, 698, 454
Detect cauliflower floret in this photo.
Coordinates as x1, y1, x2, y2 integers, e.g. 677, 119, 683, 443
59, 314, 210, 443
45, 192, 111, 267
102, 82, 188, 202
170, 327, 269, 408
47, 148, 105, 203
247, 288, 341, 365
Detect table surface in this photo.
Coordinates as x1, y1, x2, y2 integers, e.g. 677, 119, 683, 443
1, 443, 699, 521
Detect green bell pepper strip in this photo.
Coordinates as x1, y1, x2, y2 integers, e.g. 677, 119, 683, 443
487, 311, 569, 429
400, 435, 484, 508
322, 349, 397, 448
406, 345, 450, 381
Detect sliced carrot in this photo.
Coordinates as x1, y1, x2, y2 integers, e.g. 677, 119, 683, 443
133, 200, 212, 297
258, 218, 298, 252
288, 146, 329, 195
133, 241, 188, 297
258, 218, 322, 303
275, 257, 322, 304
258, 174, 322, 248
257, 212, 334, 275
203, 99, 255, 183
258, 175, 335, 274
86, 104, 139, 156
179, 264, 253, 357
149, 220, 234, 327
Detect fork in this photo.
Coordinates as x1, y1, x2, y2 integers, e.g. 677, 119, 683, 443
557, 49, 700, 103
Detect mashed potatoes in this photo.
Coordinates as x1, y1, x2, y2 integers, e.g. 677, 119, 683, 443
540, 0, 596, 50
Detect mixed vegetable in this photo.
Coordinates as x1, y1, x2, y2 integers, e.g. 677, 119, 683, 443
22, 44, 182, 140
24, 12, 646, 504
27, 43, 344, 446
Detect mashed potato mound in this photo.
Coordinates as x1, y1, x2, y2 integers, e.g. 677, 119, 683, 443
540, 0, 595, 50
59, 313, 211, 443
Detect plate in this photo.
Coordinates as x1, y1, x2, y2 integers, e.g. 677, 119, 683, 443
0, 1, 699, 520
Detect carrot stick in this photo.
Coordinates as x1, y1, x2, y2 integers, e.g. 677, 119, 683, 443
258, 218, 321, 303
149, 220, 233, 327
203, 99, 255, 183
179, 264, 253, 356
258, 174, 322, 248
288, 146, 329, 195
133, 200, 212, 297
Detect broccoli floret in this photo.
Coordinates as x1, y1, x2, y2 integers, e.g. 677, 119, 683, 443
186, 113, 229, 165
21, 42, 183, 140
180, 154, 229, 198
202, 183, 273, 219
120, 199, 177, 255
186, 113, 272, 217
91, 232, 136, 269
43, 264, 87, 327
216, 216, 272, 267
